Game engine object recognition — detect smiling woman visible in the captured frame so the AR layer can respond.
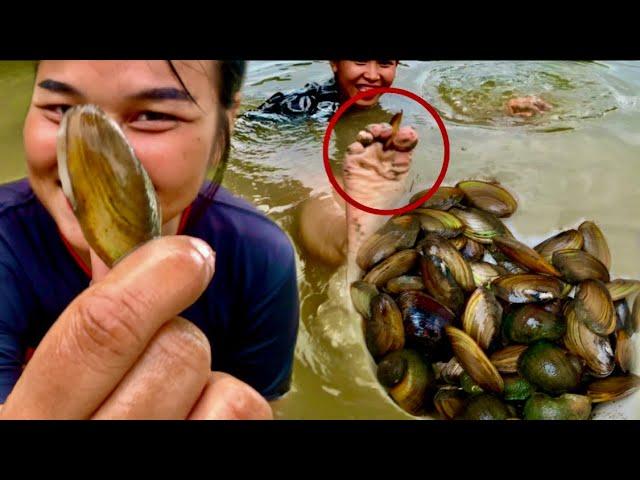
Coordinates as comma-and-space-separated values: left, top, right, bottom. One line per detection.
249, 60, 399, 119
0, 60, 299, 419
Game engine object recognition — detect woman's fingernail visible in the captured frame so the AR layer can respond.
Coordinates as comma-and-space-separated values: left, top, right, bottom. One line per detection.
189, 238, 216, 281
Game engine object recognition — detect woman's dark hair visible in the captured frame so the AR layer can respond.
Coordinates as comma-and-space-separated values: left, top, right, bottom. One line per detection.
166, 60, 247, 229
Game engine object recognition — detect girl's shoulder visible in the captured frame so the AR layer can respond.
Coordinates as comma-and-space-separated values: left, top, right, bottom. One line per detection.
0, 179, 50, 251
0, 178, 38, 216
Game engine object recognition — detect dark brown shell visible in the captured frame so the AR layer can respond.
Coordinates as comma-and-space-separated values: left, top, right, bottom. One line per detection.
493, 235, 561, 277
363, 249, 419, 287
366, 294, 405, 358
552, 249, 610, 283
490, 274, 570, 303
420, 254, 465, 315
579, 221, 611, 270
356, 215, 420, 271
445, 326, 504, 393
456, 180, 518, 218
573, 279, 616, 336
534, 229, 584, 263
409, 186, 464, 210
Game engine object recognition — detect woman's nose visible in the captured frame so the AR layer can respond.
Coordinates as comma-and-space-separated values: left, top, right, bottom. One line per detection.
363, 62, 381, 82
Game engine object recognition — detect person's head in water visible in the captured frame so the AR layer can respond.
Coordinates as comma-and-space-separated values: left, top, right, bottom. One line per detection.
24, 60, 245, 258
330, 60, 399, 108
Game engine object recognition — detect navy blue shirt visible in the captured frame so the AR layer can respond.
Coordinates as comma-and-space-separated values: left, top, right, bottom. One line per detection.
0, 179, 299, 403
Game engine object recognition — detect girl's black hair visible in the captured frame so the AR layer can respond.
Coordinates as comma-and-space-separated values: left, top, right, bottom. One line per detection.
166, 60, 247, 230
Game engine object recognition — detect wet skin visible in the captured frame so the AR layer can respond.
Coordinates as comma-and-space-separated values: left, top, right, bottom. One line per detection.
506, 96, 552, 117
298, 121, 418, 269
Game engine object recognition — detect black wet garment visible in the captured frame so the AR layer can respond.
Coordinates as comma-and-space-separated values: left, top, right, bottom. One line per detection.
249, 78, 340, 120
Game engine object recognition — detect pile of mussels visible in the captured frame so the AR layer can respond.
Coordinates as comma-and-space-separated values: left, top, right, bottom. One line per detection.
350, 180, 640, 420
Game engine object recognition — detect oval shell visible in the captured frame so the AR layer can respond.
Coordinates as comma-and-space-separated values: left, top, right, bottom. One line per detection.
462, 287, 503, 350
534, 229, 584, 263
445, 326, 504, 393
579, 221, 611, 270
456, 180, 518, 218
493, 235, 561, 277
573, 280, 616, 336
564, 302, 615, 377
552, 249, 610, 284
57, 104, 161, 267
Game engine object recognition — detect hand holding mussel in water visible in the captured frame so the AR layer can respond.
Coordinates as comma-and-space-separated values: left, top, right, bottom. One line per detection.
350, 180, 640, 420
505, 96, 552, 118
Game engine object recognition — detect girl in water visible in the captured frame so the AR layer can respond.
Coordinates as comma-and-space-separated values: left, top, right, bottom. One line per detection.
254, 60, 399, 119
0, 61, 299, 419
287, 61, 552, 267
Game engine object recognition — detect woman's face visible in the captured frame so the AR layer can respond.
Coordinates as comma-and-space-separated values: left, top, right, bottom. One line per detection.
331, 61, 398, 108
24, 60, 225, 253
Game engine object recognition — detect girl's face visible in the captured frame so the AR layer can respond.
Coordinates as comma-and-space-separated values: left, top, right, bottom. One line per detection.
331, 60, 398, 108
24, 60, 228, 255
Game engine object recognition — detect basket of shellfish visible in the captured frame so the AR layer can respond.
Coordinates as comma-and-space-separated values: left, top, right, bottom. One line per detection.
350, 180, 639, 420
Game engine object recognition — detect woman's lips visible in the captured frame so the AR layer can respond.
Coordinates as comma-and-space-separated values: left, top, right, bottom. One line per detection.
355, 85, 382, 101
356, 85, 380, 92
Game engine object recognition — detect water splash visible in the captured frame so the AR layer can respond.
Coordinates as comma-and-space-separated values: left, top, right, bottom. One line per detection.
421, 61, 619, 130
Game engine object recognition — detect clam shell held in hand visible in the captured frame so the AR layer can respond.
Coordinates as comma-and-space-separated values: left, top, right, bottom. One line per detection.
57, 104, 161, 267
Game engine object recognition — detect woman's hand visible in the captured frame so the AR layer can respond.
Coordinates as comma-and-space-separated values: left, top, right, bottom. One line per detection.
0, 236, 272, 420
506, 96, 552, 117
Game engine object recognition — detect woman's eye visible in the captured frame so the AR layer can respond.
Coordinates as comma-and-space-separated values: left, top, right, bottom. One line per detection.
129, 111, 180, 131
41, 104, 72, 122
135, 111, 177, 122
378, 60, 395, 67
